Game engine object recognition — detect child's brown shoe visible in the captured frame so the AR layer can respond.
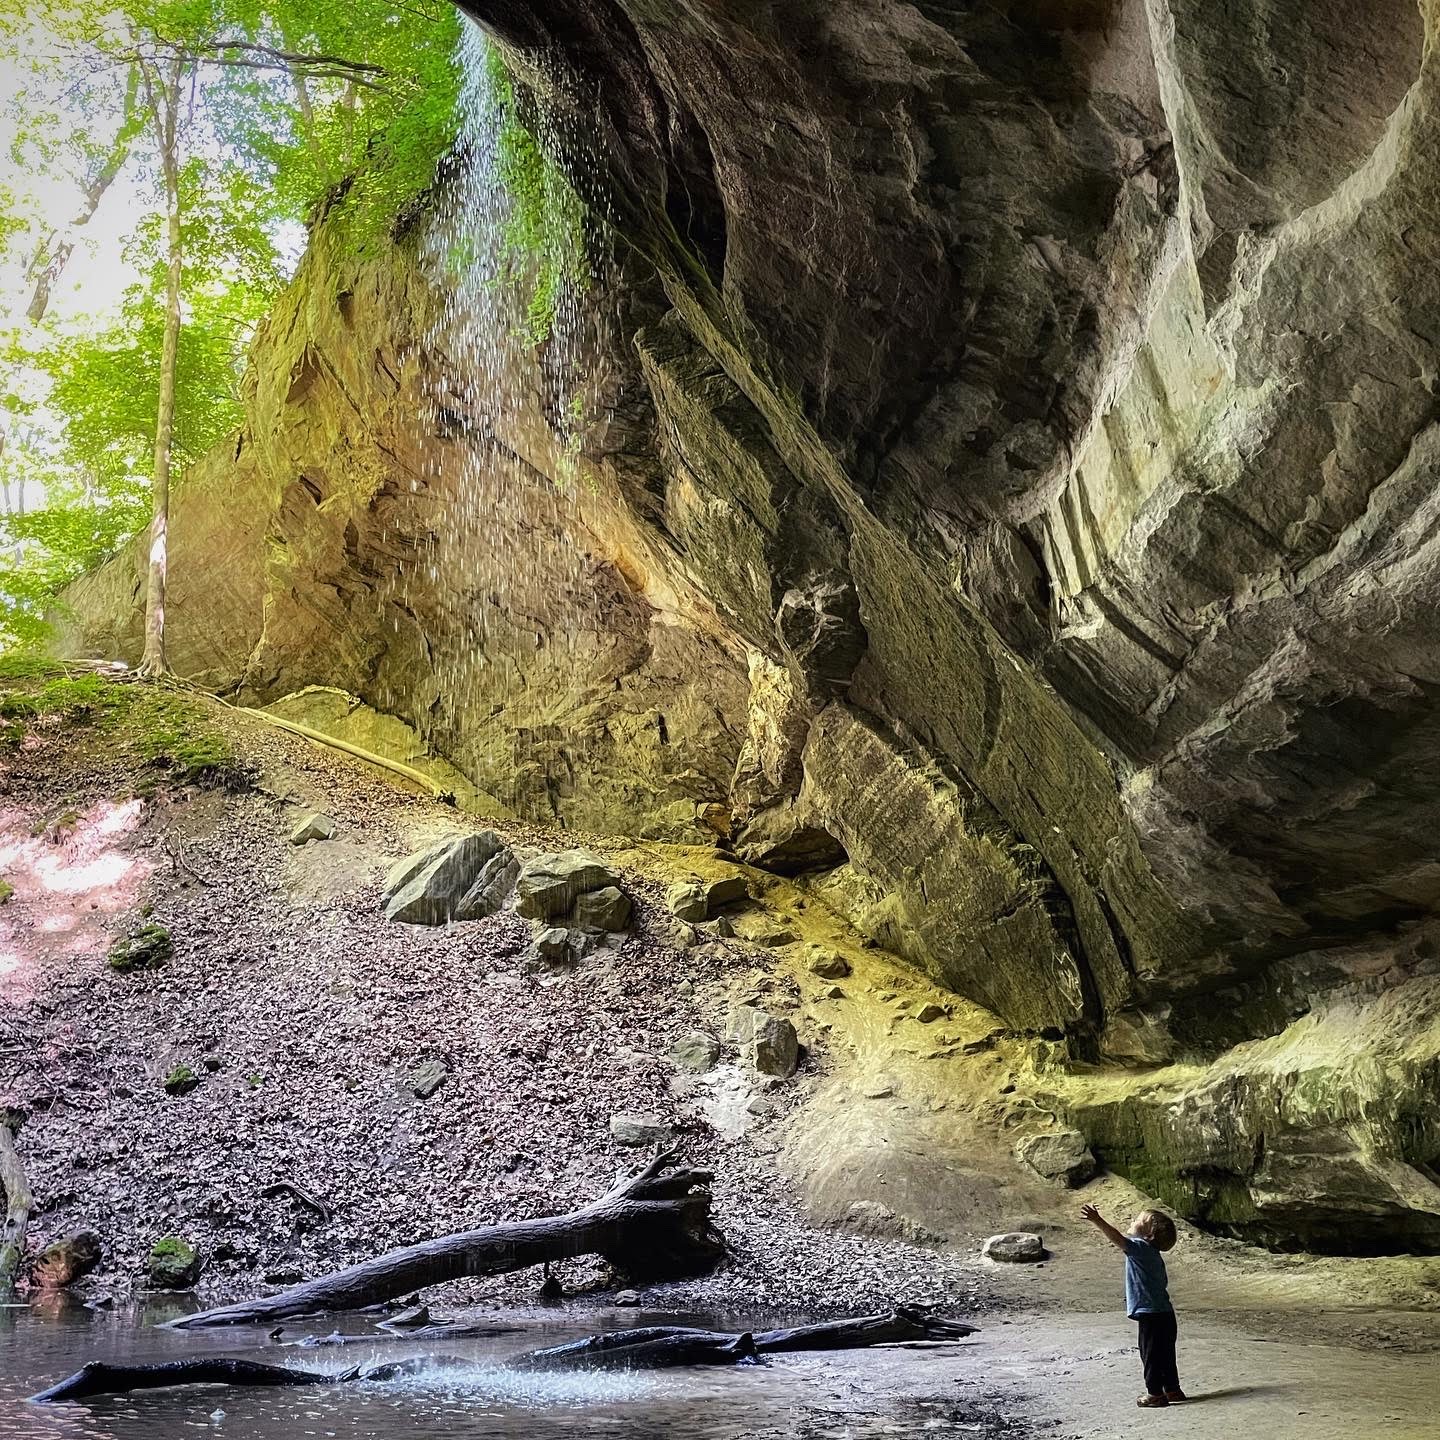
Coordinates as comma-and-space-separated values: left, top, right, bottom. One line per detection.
1137, 1395, 1169, 1408
1165, 1390, 1188, 1402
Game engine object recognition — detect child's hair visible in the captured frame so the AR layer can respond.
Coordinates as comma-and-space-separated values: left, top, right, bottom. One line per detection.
1134, 1209, 1178, 1251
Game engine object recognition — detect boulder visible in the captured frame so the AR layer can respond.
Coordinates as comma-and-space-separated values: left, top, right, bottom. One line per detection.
573, 885, 632, 932
1016, 1130, 1098, 1189
733, 804, 847, 876
454, 848, 520, 921
531, 927, 576, 965
752, 1016, 799, 1077
609, 1112, 673, 1147
670, 1031, 722, 1073
383, 832, 505, 925
703, 875, 749, 909
147, 1236, 202, 1289
289, 812, 336, 845
108, 924, 172, 974
981, 1232, 1044, 1263
666, 882, 709, 923
33, 1231, 102, 1289
515, 851, 621, 920
806, 949, 851, 980
914, 1003, 946, 1023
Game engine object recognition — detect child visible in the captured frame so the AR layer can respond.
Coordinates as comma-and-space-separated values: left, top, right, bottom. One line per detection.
1080, 1202, 1184, 1408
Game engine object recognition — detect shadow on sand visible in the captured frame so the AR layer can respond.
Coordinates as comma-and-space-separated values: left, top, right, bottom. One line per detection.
1182, 1384, 1291, 1404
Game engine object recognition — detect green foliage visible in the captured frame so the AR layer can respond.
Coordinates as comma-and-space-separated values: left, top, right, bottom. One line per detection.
126, 687, 243, 785
162, 1062, 200, 1094
0, 0, 463, 642
484, 47, 589, 345
0, 662, 245, 787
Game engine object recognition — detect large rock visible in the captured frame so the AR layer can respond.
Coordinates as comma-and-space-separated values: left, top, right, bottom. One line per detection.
609, 1112, 673, 1147
515, 851, 622, 921
751, 1016, 799, 1078
982, 1232, 1044, 1264
1016, 1131, 1098, 1190
33, 1231, 101, 1289
147, 1237, 201, 1289
383, 833, 507, 925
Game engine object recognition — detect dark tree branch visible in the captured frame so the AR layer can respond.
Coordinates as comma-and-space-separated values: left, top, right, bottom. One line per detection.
170, 1151, 722, 1330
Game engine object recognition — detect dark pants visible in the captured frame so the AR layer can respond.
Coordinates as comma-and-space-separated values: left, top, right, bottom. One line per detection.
1137, 1311, 1180, 1395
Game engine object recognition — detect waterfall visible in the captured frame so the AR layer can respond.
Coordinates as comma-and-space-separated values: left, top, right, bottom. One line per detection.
393, 19, 602, 814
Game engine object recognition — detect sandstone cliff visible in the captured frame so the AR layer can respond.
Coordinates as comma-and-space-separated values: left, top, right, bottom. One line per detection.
56, 0, 1440, 1251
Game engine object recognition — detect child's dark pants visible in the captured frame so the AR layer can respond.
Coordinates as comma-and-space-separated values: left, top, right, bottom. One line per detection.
1137, 1311, 1180, 1394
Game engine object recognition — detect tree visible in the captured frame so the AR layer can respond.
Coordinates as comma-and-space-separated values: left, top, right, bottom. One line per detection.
0, 0, 461, 658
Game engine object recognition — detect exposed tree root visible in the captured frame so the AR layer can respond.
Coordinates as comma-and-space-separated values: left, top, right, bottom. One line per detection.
0, 1118, 33, 1302
171, 1151, 722, 1329
31, 1309, 977, 1403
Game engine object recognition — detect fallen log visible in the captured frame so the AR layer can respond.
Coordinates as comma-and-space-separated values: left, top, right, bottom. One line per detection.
31, 1308, 978, 1402
0, 1118, 33, 1302
30, 1357, 341, 1404
171, 1151, 721, 1329
507, 1307, 977, 1371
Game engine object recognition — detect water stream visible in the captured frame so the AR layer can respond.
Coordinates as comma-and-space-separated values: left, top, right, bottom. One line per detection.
0, 1302, 1011, 1440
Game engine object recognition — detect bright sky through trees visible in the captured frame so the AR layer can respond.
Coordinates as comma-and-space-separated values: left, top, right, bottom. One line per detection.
0, 1, 461, 647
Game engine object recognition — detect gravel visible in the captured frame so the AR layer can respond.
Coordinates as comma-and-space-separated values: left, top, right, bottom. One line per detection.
0, 699, 994, 1322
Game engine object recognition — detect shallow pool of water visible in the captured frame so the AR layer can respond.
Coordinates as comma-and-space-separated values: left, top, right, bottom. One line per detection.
0, 1300, 1011, 1440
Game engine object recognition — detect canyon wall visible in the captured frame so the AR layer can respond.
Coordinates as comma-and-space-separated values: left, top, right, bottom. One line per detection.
56, 0, 1440, 1248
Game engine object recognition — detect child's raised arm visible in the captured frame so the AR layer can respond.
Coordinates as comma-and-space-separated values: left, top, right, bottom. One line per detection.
1080, 1203, 1131, 1251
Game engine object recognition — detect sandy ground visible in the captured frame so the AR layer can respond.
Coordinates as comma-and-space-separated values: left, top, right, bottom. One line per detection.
3, 690, 1439, 1437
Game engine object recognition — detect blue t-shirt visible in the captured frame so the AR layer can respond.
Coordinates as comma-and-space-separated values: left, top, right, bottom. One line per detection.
1123, 1237, 1172, 1317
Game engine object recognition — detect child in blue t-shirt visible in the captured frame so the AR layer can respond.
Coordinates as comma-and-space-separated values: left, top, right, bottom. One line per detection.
1081, 1203, 1184, 1407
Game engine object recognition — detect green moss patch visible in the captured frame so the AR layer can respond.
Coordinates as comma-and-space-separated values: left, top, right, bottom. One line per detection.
109, 924, 173, 974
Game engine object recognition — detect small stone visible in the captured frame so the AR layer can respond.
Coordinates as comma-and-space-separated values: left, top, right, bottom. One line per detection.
613, 1289, 641, 1307
407, 1059, 448, 1099
670, 1031, 722, 1073
33, 1231, 102, 1289
712, 914, 735, 938
288, 812, 336, 845
666, 882, 709, 922
148, 1237, 201, 1289
752, 1016, 799, 1077
538, 1274, 563, 1301
384, 1303, 432, 1329
860, 1079, 895, 1099
981, 1231, 1044, 1263
163, 1063, 201, 1096
573, 885, 632, 932
609, 1112, 673, 1147
0, 878, 13, 904
531, 927, 575, 965
1016, 1130, 1098, 1188
914, 1003, 946, 1023
822, 984, 846, 999
109, 924, 172, 974
807, 949, 851, 980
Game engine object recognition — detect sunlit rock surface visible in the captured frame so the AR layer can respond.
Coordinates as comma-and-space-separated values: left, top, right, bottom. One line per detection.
57, 0, 1440, 1246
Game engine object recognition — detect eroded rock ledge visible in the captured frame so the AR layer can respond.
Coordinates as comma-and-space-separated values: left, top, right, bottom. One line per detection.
55, 0, 1440, 1246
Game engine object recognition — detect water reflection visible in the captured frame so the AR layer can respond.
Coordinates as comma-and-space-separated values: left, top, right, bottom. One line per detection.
0, 1304, 1010, 1440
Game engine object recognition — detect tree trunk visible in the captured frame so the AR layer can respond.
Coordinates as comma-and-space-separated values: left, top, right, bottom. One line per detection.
31, 1309, 978, 1403
0, 1120, 33, 1301
136, 55, 185, 680
171, 1151, 721, 1330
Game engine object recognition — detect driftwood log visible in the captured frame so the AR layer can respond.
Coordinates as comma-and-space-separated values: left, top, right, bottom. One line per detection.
171, 1151, 721, 1329
0, 1118, 33, 1302
31, 1308, 976, 1402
